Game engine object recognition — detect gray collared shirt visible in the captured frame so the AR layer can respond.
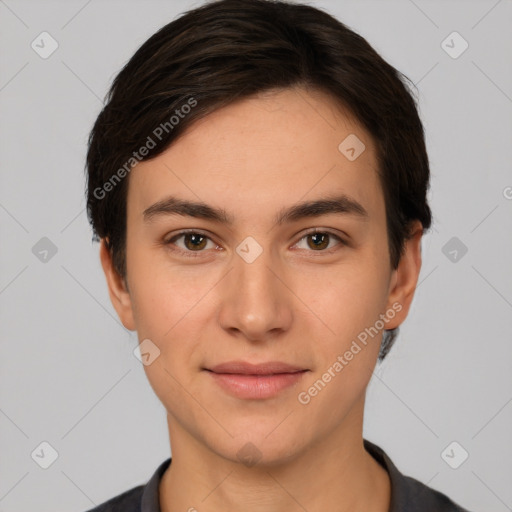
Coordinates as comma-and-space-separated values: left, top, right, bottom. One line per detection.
85, 439, 472, 511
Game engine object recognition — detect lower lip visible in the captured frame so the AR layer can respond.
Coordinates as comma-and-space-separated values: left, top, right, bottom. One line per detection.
207, 370, 308, 399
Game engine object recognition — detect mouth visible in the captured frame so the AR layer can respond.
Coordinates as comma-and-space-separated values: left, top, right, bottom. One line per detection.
203, 361, 309, 399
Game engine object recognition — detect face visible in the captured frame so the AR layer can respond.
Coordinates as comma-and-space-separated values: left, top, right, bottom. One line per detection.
101, 86, 422, 465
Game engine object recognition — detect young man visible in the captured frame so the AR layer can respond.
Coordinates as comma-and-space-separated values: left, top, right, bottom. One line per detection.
85, 0, 472, 510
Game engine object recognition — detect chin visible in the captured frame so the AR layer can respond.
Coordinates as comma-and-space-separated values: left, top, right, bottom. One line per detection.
212, 429, 307, 469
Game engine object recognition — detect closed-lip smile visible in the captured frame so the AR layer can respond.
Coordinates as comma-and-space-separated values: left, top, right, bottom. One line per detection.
204, 360, 309, 399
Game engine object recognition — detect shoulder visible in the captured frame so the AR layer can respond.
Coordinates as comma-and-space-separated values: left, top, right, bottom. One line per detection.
363, 439, 472, 512
398, 472, 471, 511
83, 484, 144, 512
82, 457, 171, 512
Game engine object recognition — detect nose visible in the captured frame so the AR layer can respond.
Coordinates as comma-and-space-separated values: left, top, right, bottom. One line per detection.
217, 243, 293, 343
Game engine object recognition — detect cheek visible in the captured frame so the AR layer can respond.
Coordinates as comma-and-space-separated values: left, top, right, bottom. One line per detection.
131, 281, 206, 363
293, 265, 388, 418
126, 241, 215, 340
295, 259, 390, 347
132, 276, 208, 418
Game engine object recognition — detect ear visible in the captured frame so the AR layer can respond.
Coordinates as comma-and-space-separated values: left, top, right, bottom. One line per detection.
99, 238, 136, 331
384, 220, 424, 329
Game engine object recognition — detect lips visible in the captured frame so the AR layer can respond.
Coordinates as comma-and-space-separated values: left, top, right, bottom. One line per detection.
207, 360, 307, 375
204, 361, 309, 399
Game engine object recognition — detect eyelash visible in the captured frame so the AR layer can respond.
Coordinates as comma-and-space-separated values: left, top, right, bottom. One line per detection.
163, 228, 346, 258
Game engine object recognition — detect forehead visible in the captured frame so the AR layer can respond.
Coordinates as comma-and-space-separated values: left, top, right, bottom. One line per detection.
127, 87, 384, 226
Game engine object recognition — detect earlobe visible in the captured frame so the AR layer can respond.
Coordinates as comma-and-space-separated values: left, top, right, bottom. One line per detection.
384, 221, 424, 330
99, 238, 136, 331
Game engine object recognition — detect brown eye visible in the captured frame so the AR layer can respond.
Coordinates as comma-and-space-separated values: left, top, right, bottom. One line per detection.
165, 231, 217, 255
307, 232, 330, 250
294, 230, 345, 252
183, 233, 208, 251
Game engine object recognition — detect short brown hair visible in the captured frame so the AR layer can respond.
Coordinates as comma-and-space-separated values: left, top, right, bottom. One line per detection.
86, 0, 432, 360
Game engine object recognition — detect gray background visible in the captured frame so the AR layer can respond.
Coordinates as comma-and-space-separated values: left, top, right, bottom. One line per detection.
1, 0, 511, 510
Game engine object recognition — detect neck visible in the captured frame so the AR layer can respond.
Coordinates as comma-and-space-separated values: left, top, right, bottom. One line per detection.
159, 402, 390, 512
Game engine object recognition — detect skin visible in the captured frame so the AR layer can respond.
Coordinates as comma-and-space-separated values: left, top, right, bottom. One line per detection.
100, 86, 423, 512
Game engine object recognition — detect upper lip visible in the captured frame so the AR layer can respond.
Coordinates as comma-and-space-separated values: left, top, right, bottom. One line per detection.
206, 361, 307, 375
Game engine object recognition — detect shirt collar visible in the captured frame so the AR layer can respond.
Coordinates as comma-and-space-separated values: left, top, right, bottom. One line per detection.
141, 456, 170, 512
363, 438, 409, 512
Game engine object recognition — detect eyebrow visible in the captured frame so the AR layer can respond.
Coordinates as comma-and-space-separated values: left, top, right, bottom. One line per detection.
142, 193, 369, 225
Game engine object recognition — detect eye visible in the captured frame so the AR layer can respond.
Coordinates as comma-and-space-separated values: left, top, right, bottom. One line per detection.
164, 230, 219, 256
293, 230, 345, 252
